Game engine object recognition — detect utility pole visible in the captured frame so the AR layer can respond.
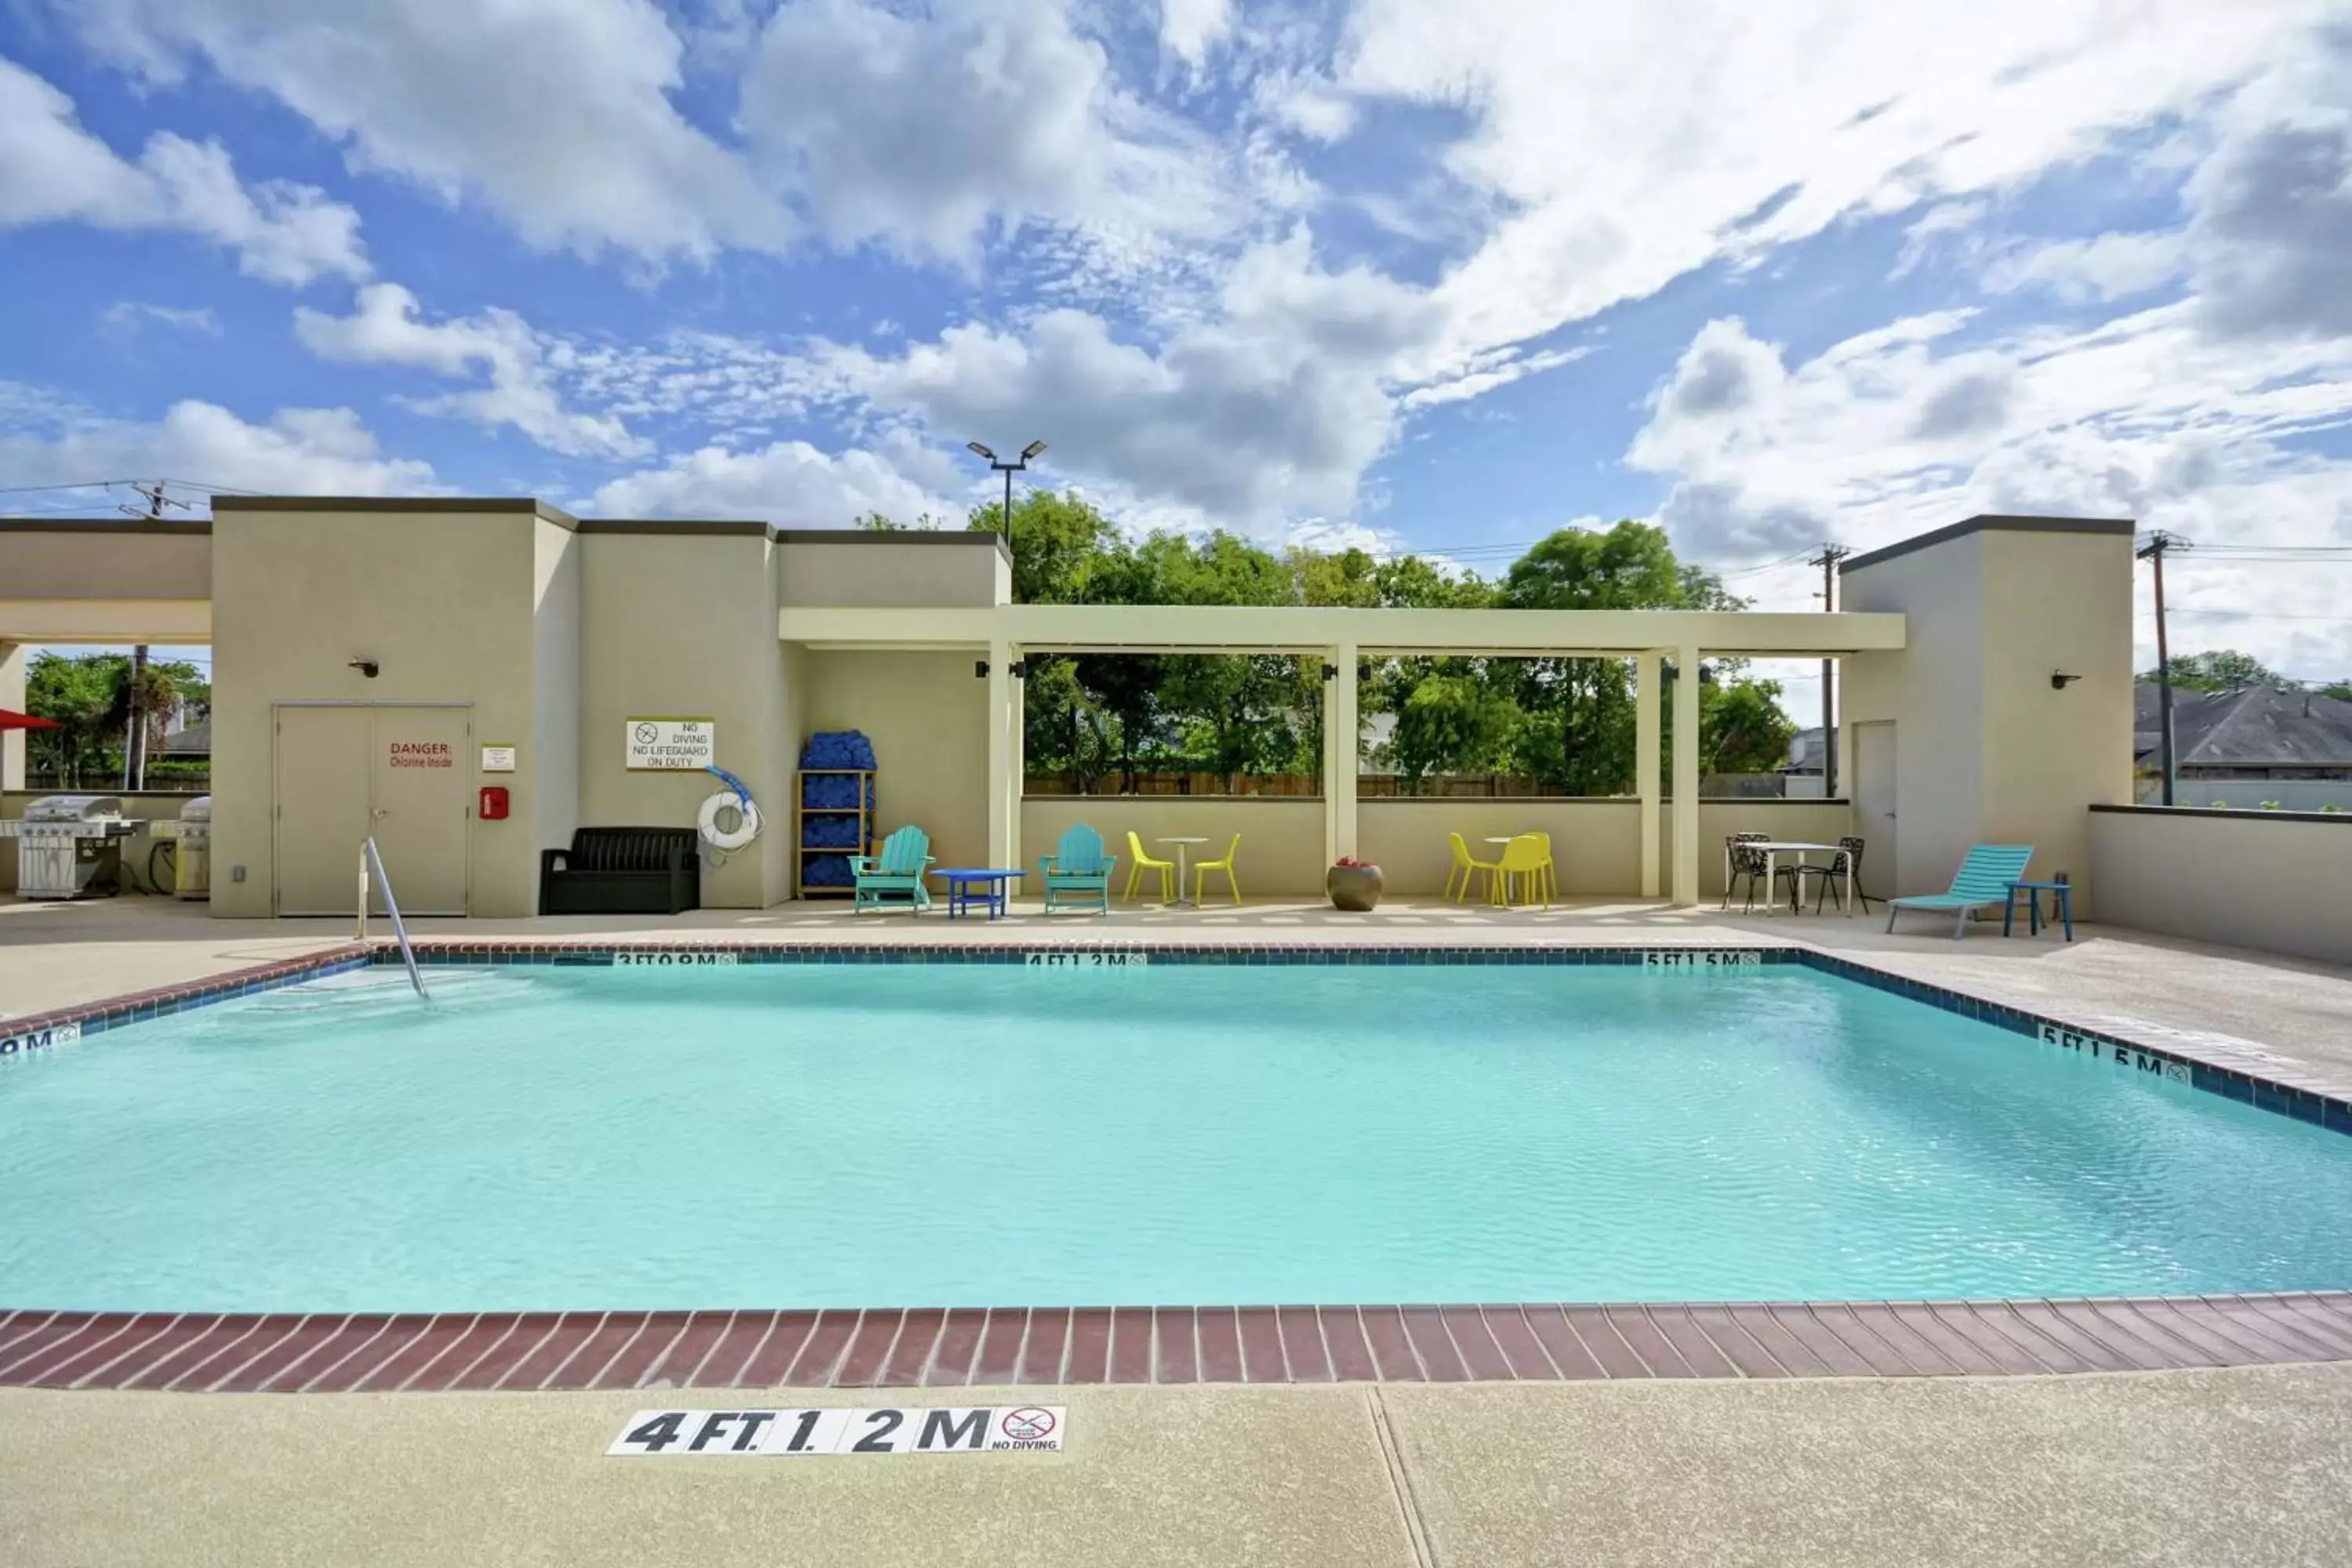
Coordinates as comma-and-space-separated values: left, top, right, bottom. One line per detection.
118, 481, 188, 792
1808, 543, 1850, 796
2136, 531, 2189, 806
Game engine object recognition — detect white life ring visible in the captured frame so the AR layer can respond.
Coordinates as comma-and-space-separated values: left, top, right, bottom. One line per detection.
697, 789, 762, 851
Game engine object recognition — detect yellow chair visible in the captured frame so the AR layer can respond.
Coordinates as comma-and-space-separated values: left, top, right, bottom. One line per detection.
1493, 833, 1553, 909
1446, 833, 1501, 903
1192, 833, 1243, 905
1527, 831, 1559, 902
1123, 831, 1175, 903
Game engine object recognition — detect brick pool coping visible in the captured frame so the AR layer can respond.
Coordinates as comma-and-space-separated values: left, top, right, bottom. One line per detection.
7, 1298, 2352, 1392
7, 937, 2352, 1391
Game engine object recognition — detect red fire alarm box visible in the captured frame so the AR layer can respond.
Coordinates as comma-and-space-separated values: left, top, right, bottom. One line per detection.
478, 786, 510, 821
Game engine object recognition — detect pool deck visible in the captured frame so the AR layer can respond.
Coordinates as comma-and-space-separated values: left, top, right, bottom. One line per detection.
5, 892, 2352, 1564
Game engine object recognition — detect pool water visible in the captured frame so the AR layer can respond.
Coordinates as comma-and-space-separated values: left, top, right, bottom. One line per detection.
5, 963, 2350, 1310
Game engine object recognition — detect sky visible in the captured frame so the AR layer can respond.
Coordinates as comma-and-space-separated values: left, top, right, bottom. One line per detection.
3, 0, 2351, 701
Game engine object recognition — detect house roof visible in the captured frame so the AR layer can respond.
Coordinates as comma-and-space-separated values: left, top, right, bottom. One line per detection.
2133, 684, 2352, 768
156, 720, 210, 757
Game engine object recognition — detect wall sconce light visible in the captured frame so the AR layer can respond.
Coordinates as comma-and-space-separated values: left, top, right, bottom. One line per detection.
974, 659, 989, 679
1008, 659, 1029, 678
348, 658, 379, 679
1321, 662, 1339, 681
2050, 670, 2082, 690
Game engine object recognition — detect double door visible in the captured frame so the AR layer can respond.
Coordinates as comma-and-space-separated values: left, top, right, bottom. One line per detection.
274, 704, 471, 916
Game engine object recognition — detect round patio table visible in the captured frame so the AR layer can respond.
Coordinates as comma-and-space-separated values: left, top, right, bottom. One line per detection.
1157, 837, 1209, 907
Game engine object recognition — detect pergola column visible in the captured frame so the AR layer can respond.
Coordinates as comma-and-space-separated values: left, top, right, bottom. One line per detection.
1671, 643, 1702, 906
1324, 641, 1359, 866
1635, 651, 1661, 898
986, 637, 1017, 870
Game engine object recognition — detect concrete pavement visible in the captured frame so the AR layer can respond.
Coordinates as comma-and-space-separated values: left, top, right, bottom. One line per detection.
7, 1368, 2351, 1566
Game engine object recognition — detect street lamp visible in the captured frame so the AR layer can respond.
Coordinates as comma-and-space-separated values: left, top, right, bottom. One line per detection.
967, 439, 1047, 554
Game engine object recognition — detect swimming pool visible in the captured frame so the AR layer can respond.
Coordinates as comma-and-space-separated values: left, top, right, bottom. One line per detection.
5, 956, 2349, 1312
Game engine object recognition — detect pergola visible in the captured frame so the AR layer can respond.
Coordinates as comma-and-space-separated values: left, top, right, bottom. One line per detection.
779, 604, 1907, 906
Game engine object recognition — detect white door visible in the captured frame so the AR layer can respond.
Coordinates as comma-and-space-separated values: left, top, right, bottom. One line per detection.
274, 706, 373, 916
370, 708, 471, 916
274, 705, 471, 916
1852, 721, 1897, 898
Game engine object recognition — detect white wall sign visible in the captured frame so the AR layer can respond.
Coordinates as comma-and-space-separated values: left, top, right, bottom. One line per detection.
626, 718, 716, 771
480, 745, 517, 773
608, 1406, 1064, 1457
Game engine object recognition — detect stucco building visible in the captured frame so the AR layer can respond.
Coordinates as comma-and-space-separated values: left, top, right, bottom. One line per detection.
2, 503, 2140, 918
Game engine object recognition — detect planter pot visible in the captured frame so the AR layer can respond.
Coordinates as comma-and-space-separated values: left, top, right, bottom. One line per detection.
1327, 863, 1384, 912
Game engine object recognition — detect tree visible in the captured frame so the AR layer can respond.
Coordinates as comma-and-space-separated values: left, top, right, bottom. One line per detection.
2322, 681, 2352, 702
1383, 673, 1522, 785
2146, 649, 2288, 691
1700, 677, 1800, 775
1494, 521, 1743, 793
25, 652, 209, 787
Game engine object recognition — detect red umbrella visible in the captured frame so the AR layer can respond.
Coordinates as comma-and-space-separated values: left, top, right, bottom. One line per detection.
0, 708, 60, 731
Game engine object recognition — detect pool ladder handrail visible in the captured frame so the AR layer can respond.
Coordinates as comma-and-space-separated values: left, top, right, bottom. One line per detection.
357, 837, 430, 999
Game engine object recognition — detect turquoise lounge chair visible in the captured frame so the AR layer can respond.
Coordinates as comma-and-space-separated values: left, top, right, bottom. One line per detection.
1884, 844, 2034, 938
851, 825, 935, 914
1040, 823, 1118, 916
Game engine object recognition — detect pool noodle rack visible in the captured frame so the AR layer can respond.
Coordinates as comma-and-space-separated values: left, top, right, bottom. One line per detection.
795, 768, 877, 899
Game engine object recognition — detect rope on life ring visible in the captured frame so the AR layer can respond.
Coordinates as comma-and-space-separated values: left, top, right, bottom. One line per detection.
697, 765, 762, 853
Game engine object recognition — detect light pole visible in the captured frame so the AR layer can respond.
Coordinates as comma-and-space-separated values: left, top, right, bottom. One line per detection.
967, 439, 1047, 581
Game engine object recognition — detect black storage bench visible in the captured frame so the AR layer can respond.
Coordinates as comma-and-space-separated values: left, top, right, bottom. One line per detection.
539, 827, 701, 916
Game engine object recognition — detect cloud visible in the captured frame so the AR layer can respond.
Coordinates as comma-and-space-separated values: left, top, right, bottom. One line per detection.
0, 56, 368, 285
1159, 0, 1233, 67
1983, 231, 2189, 304
100, 302, 223, 341
589, 440, 956, 528
67, 0, 789, 261
1625, 306, 2352, 677
737, 0, 1242, 266
1334, 0, 2328, 382
0, 386, 436, 495
1908, 364, 2016, 439
806, 229, 1443, 526
2184, 28, 2352, 340
294, 283, 648, 459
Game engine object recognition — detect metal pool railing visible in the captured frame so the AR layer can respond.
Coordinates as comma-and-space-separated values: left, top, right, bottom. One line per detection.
357, 837, 430, 999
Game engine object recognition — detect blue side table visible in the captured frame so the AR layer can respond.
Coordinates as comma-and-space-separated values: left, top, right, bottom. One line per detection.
2003, 880, 2074, 942
931, 868, 1025, 920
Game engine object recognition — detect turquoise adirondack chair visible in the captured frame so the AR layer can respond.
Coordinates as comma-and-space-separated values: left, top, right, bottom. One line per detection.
1040, 823, 1118, 915
1884, 844, 2034, 938
851, 825, 935, 913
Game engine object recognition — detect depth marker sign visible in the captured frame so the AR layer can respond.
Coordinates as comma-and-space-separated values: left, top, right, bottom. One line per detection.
608, 1406, 1065, 1457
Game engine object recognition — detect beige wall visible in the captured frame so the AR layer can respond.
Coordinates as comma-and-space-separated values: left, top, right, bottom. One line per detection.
1360, 800, 1643, 896
1976, 529, 2134, 902
1842, 521, 2132, 909
575, 531, 786, 910
778, 537, 1009, 608
1022, 797, 1327, 895
0, 524, 212, 601
0, 641, 21, 793
530, 521, 580, 869
209, 506, 545, 917
801, 651, 989, 882
2090, 807, 2352, 967
1843, 535, 1985, 898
